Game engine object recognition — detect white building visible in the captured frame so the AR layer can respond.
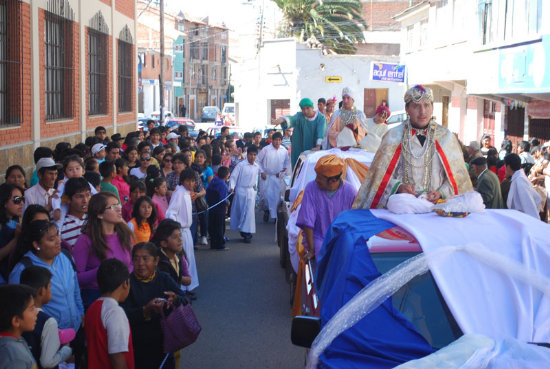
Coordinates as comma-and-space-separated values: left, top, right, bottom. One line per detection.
235, 38, 406, 131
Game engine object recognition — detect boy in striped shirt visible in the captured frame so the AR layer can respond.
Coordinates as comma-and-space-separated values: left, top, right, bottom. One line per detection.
59, 177, 90, 249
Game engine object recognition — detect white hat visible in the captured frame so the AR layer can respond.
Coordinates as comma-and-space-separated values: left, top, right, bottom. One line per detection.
166, 132, 180, 140
542, 141, 550, 148
36, 157, 60, 172
342, 87, 355, 100
92, 143, 106, 155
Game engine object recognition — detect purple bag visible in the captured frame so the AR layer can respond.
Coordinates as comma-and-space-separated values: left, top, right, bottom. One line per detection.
160, 299, 201, 352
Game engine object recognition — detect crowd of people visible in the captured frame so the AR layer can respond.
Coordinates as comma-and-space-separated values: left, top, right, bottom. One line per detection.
1, 84, 549, 369
0, 122, 293, 368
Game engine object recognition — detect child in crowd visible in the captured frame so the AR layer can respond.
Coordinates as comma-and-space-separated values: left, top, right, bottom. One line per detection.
20, 266, 73, 368
0, 284, 38, 369
112, 158, 130, 204
122, 181, 146, 222
52, 155, 97, 221
206, 166, 230, 250
211, 154, 222, 176
166, 168, 199, 292
84, 157, 99, 174
150, 178, 169, 216
59, 177, 90, 250
84, 172, 101, 193
128, 196, 157, 244
124, 146, 139, 170
85, 258, 134, 369
230, 145, 260, 243
99, 161, 121, 203
151, 219, 192, 288
148, 128, 163, 149
92, 144, 107, 164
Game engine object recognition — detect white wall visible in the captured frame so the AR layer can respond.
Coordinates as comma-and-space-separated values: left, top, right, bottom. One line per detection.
235, 39, 406, 131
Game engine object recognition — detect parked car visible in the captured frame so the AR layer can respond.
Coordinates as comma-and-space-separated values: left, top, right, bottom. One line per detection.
200, 106, 221, 122
151, 110, 174, 122
165, 117, 196, 130
222, 103, 235, 125
386, 110, 407, 129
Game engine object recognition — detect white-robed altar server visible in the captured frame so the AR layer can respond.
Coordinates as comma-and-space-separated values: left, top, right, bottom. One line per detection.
166, 168, 199, 291
230, 145, 261, 243
257, 132, 290, 222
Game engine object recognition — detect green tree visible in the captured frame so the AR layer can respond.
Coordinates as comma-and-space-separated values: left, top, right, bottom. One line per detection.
273, 0, 367, 54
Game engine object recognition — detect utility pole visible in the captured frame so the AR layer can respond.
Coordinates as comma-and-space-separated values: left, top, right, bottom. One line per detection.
159, 0, 165, 124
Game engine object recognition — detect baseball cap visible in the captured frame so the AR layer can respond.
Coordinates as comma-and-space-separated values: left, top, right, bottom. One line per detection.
36, 157, 60, 172
166, 132, 180, 140
92, 143, 107, 155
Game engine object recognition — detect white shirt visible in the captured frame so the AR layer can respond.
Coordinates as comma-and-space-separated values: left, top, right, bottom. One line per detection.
507, 169, 542, 219
23, 183, 55, 213
257, 144, 290, 176
129, 167, 146, 179
230, 160, 260, 190
519, 152, 535, 165
38, 308, 73, 368
99, 297, 131, 354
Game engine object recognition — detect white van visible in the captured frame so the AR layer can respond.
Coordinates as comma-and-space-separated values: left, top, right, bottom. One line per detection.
222, 103, 235, 124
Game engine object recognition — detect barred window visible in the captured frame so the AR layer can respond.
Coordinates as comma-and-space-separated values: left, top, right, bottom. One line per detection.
45, 11, 74, 120
118, 40, 132, 113
201, 42, 208, 60
88, 29, 107, 115
0, 0, 22, 126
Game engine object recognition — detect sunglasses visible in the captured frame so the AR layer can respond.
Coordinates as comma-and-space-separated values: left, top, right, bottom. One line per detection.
141, 157, 152, 161
12, 196, 25, 204
98, 131, 106, 134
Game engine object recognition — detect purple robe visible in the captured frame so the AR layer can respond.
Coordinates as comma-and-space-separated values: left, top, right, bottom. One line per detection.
296, 181, 357, 258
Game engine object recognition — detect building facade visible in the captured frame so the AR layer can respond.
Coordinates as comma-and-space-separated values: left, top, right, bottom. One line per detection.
235, 38, 405, 131
394, 0, 550, 147
172, 14, 229, 121
0, 0, 137, 180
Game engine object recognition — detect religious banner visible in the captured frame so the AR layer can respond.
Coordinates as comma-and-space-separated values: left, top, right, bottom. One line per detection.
371, 62, 406, 83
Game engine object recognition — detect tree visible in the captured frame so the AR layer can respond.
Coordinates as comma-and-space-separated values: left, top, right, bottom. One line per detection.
273, 0, 367, 54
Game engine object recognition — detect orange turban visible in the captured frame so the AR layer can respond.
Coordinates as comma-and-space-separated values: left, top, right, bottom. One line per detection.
315, 155, 345, 178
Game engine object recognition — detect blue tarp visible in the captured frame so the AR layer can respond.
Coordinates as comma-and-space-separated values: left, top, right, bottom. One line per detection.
315, 209, 435, 369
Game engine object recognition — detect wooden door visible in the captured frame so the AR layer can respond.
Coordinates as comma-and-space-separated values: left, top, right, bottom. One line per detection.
363, 88, 388, 118
505, 106, 525, 151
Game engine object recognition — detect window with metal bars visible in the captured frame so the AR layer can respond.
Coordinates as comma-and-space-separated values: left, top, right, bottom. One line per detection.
118, 40, 132, 113
0, 0, 22, 126
88, 29, 107, 115
45, 11, 74, 120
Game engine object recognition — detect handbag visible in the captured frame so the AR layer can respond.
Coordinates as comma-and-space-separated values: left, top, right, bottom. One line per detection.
160, 298, 201, 353
195, 196, 208, 213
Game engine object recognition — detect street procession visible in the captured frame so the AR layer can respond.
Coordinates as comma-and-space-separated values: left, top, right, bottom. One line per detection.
1, 0, 550, 368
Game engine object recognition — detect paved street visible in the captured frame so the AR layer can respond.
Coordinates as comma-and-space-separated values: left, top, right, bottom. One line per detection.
178, 213, 305, 369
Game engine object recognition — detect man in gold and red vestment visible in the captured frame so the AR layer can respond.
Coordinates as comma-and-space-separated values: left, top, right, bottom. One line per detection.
353, 85, 472, 209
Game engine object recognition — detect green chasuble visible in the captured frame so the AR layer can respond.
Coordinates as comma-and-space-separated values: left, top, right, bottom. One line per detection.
281, 111, 327, 168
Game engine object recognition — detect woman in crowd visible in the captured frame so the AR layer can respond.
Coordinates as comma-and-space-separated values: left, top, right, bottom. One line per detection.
124, 145, 140, 170
9, 220, 84, 331
161, 152, 174, 178
0, 183, 24, 281
5, 165, 27, 189
130, 152, 152, 179
122, 242, 186, 369
480, 134, 495, 157
72, 192, 134, 307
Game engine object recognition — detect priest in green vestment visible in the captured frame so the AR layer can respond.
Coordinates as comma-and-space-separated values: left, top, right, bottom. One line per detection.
272, 98, 327, 168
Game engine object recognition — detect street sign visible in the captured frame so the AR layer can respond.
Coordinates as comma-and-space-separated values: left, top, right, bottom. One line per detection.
325, 76, 342, 83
